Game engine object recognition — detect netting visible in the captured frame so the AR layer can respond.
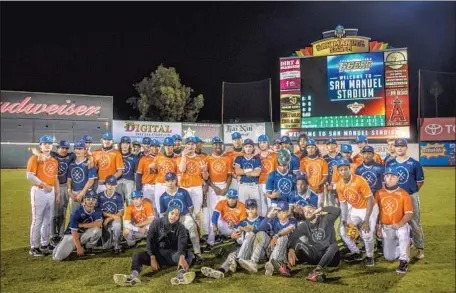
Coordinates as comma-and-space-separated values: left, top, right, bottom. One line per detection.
419, 70, 456, 118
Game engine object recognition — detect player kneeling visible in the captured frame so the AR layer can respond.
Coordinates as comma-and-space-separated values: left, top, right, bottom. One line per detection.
375, 167, 413, 274
123, 191, 154, 248
52, 191, 102, 261
201, 199, 264, 278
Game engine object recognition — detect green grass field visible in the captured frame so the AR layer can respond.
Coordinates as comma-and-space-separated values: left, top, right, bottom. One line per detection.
1, 168, 455, 293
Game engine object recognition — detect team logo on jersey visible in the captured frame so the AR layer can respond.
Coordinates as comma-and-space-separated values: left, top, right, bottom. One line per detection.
261, 159, 273, 175
380, 196, 398, 215
278, 178, 292, 194
223, 212, 240, 225
58, 161, 68, 176
186, 160, 200, 176
43, 160, 57, 177
98, 154, 111, 171
212, 159, 227, 175
242, 161, 255, 170
396, 166, 409, 184
168, 199, 185, 214
159, 160, 175, 176
306, 162, 322, 187
71, 166, 86, 184
311, 228, 326, 242
343, 188, 362, 206
362, 171, 377, 187
102, 201, 118, 214
123, 160, 131, 175
133, 210, 148, 224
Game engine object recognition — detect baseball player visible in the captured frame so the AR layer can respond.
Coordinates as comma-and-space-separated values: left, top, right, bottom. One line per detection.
204, 136, 233, 249
386, 138, 425, 259
375, 167, 413, 274
177, 137, 209, 232
271, 139, 282, 153
225, 132, 244, 191
160, 172, 204, 263
98, 175, 124, 254
356, 145, 385, 195
383, 138, 397, 166
117, 136, 139, 205
256, 135, 278, 216
123, 190, 154, 248
234, 138, 262, 205
132, 140, 142, 156
323, 138, 343, 184
279, 136, 300, 175
240, 201, 296, 276
201, 199, 264, 279
26, 135, 60, 256
92, 132, 124, 193
295, 133, 308, 157
172, 134, 184, 155
288, 173, 319, 217
265, 149, 296, 209
136, 139, 158, 213
194, 136, 208, 158
67, 140, 97, 214
52, 190, 102, 261
81, 135, 93, 156
113, 208, 195, 287
138, 137, 152, 158
288, 204, 341, 282
353, 135, 383, 166
299, 139, 328, 200
153, 137, 178, 208
208, 189, 247, 247
330, 144, 358, 186
336, 159, 379, 267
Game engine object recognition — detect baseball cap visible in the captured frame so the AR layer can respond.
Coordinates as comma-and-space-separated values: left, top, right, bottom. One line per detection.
395, 138, 408, 146
132, 140, 141, 146
211, 136, 223, 144
296, 172, 309, 183
150, 139, 161, 147
39, 135, 53, 144
163, 137, 175, 146
355, 135, 368, 144
340, 144, 353, 153
165, 172, 177, 181
81, 135, 93, 143
226, 189, 239, 199
231, 132, 242, 140
105, 175, 117, 185
120, 136, 131, 143
276, 201, 289, 211
102, 132, 113, 140
185, 137, 195, 144
361, 145, 375, 153
85, 190, 97, 199
58, 140, 70, 149
277, 148, 291, 165
336, 159, 351, 167
273, 139, 281, 145
384, 166, 399, 176
172, 134, 182, 141
243, 138, 254, 146
307, 139, 316, 146
258, 134, 269, 143
245, 199, 258, 209
194, 136, 203, 143
74, 140, 86, 149
327, 138, 337, 144
298, 201, 316, 208
142, 137, 152, 145
130, 190, 144, 199
280, 136, 292, 144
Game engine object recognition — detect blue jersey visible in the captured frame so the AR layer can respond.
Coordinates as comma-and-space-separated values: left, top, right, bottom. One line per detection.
234, 155, 261, 184
265, 170, 296, 204
159, 188, 194, 216
386, 157, 424, 194
288, 189, 319, 208
258, 217, 297, 235
121, 153, 139, 181
355, 163, 385, 194
235, 216, 265, 231
289, 154, 300, 174
323, 153, 343, 183
64, 205, 102, 235
51, 151, 76, 185
67, 158, 97, 191
98, 191, 124, 214
383, 154, 396, 167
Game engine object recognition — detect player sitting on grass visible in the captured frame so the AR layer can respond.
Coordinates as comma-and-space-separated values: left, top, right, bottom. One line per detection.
98, 175, 124, 254
287, 204, 341, 282
52, 190, 102, 261
288, 172, 319, 219
123, 190, 154, 248
375, 167, 413, 274
201, 199, 264, 279
113, 208, 195, 287
239, 201, 296, 277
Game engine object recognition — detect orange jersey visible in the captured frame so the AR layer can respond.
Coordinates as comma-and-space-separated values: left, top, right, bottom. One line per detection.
215, 200, 247, 225
176, 154, 205, 187
155, 153, 178, 183
92, 148, 124, 182
136, 155, 157, 184
125, 200, 154, 225
375, 187, 413, 225
299, 157, 329, 193
196, 152, 209, 160
331, 163, 357, 184
353, 152, 383, 166
225, 149, 244, 166
26, 155, 59, 186
205, 154, 233, 183
336, 174, 372, 209
257, 152, 278, 184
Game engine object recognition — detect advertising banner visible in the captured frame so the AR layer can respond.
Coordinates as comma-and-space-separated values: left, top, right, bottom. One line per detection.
279, 58, 301, 91
384, 50, 409, 89
223, 123, 266, 144
280, 92, 301, 129
385, 88, 410, 126
113, 120, 182, 143
420, 141, 456, 166
281, 126, 410, 140
312, 36, 370, 57
419, 117, 456, 141
182, 123, 222, 144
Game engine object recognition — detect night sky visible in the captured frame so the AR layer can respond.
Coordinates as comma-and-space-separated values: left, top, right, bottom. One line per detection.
1, 2, 455, 131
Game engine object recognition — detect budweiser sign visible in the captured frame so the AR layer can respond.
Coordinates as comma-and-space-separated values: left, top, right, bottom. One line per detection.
420, 117, 456, 141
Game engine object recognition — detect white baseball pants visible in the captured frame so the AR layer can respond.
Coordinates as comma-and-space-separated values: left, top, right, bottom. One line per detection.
142, 184, 156, 214
52, 227, 101, 261
203, 182, 227, 236
258, 184, 270, 217
381, 224, 411, 262
30, 186, 55, 248
154, 183, 167, 214
238, 183, 261, 211
116, 179, 135, 206
182, 186, 203, 232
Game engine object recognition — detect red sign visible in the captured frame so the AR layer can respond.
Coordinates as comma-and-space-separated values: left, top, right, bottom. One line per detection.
420, 117, 456, 141
385, 88, 410, 126
281, 126, 410, 140
280, 58, 301, 91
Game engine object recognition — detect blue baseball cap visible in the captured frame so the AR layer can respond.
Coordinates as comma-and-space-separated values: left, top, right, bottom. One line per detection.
74, 140, 86, 149
39, 135, 53, 144
273, 139, 281, 145
120, 136, 131, 143
105, 175, 117, 185
142, 137, 152, 145
384, 166, 399, 176
276, 201, 289, 211
194, 136, 203, 143
102, 132, 113, 140
243, 138, 255, 146
336, 159, 351, 167
298, 200, 316, 208
245, 199, 258, 209
361, 145, 375, 153
226, 188, 239, 199
327, 138, 337, 144
211, 136, 223, 144
150, 139, 160, 147
258, 134, 269, 143
296, 172, 309, 184
307, 139, 316, 146
85, 190, 97, 199
163, 137, 175, 146
58, 140, 70, 149
165, 172, 177, 181
231, 132, 242, 140
340, 144, 353, 153
172, 134, 182, 141
185, 137, 195, 144
355, 135, 368, 143
81, 135, 93, 143
132, 140, 141, 146
280, 136, 292, 144
395, 138, 408, 146
130, 190, 144, 199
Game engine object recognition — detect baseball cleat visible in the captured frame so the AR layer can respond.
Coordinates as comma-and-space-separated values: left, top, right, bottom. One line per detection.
29, 248, 44, 257
306, 268, 326, 282
415, 249, 424, 260
201, 267, 225, 279
278, 263, 291, 277
264, 261, 274, 276
195, 254, 205, 265
113, 274, 141, 287
203, 244, 213, 253
170, 271, 196, 285
50, 236, 62, 246
229, 258, 237, 273
40, 246, 53, 255
238, 259, 258, 273
365, 257, 375, 267
396, 260, 408, 274
344, 253, 363, 263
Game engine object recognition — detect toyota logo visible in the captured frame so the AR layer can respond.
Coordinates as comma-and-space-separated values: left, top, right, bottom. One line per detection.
425, 124, 443, 135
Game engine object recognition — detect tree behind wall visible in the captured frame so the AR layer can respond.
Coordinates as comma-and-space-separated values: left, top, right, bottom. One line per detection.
127, 65, 204, 122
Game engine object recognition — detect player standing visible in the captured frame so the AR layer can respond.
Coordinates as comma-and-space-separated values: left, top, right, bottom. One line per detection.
294, 134, 308, 157
265, 149, 296, 209
323, 138, 343, 184
81, 135, 93, 156
299, 139, 328, 204
123, 191, 154, 248
117, 136, 139, 205
271, 139, 282, 154
383, 138, 397, 166
353, 135, 383, 166
225, 132, 244, 191
194, 136, 208, 158
330, 144, 358, 186
138, 137, 152, 158
234, 139, 262, 206
153, 137, 178, 208
279, 136, 300, 175
256, 135, 278, 216
132, 140, 142, 156
386, 139, 425, 259
172, 134, 184, 155
135, 139, 158, 213
356, 146, 385, 195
